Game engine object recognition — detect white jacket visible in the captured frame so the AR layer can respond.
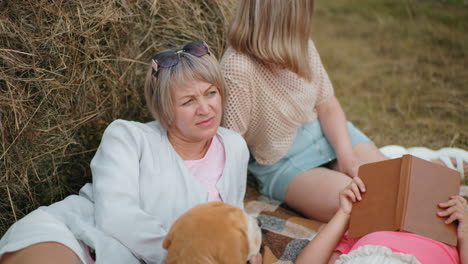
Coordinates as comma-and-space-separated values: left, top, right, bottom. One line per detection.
0, 120, 249, 264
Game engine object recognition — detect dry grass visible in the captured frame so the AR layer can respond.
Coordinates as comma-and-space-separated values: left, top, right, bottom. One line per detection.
0, 0, 234, 236
312, 0, 467, 150
313, 0, 468, 185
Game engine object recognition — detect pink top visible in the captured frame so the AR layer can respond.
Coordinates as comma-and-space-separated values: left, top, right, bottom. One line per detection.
335, 231, 459, 264
184, 135, 226, 201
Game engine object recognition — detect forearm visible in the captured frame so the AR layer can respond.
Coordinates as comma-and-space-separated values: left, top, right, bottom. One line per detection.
96, 208, 168, 262
295, 210, 350, 264
439, 196, 468, 264
94, 175, 169, 262
316, 96, 353, 160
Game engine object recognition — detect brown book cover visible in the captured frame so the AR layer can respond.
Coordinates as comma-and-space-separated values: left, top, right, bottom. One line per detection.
348, 154, 460, 246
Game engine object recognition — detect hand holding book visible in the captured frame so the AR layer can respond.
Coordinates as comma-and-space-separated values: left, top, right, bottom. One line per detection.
438, 196, 468, 245
348, 154, 461, 246
338, 177, 366, 216
296, 157, 467, 264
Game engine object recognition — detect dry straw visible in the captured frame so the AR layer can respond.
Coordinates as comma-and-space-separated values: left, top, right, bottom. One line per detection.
0, 0, 234, 236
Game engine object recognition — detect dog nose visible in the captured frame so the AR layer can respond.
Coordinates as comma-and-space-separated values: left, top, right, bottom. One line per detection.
256, 218, 262, 228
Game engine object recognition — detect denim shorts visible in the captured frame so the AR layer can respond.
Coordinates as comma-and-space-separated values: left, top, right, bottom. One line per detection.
248, 120, 371, 201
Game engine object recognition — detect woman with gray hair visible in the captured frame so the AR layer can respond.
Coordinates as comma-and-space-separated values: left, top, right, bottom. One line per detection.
0, 41, 250, 264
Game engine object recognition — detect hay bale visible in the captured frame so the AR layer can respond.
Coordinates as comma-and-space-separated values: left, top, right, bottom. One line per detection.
0, 0, 234, 235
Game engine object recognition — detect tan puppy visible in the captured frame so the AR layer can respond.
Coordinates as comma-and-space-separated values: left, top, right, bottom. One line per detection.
163, 202, 262, 264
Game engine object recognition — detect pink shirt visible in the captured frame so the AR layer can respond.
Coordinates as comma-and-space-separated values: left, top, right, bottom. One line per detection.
184, 135, 226, 201
335, 231, 459, 264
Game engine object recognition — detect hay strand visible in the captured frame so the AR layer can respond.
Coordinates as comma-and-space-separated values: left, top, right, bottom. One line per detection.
0, 0, 235, 235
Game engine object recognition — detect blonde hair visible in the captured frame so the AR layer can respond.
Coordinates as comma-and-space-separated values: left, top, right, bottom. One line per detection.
228, 0, 314, 81
144, 49, 225, 129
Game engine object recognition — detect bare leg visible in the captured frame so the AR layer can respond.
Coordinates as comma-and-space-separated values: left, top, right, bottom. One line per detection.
352, 142, 388, 163
331, 142, 387, 172
285, 142, 386, 222
284, 167, 351, 222
1, 242, 83, 264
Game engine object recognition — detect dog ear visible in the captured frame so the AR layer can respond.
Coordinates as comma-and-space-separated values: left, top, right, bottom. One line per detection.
216, 228, 250, 264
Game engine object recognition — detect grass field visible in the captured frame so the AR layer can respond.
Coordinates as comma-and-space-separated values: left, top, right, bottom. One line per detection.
312, 0, 467, 156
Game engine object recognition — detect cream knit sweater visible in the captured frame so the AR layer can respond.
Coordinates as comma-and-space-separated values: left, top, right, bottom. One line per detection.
221, 40, 334, 165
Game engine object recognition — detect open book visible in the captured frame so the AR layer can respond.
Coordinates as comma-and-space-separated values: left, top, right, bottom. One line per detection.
348, 154, 460, 246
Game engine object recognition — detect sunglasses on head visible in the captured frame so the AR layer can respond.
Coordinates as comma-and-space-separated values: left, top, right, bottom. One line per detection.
151, 40, 210, 75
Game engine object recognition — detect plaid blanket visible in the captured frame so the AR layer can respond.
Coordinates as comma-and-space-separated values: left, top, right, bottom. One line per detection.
243, 186, 325, 264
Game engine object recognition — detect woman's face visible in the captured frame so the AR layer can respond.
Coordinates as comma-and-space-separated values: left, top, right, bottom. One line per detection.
168, 79, 222, 142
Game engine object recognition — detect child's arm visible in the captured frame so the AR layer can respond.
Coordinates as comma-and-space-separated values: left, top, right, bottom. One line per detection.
295, 178, 366, 264
316, 96, 366, 178
438, 196, 468, 264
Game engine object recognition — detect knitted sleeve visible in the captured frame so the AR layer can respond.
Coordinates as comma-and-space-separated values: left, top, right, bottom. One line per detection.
309, 40, 334, 106
221, 52, 253, 136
